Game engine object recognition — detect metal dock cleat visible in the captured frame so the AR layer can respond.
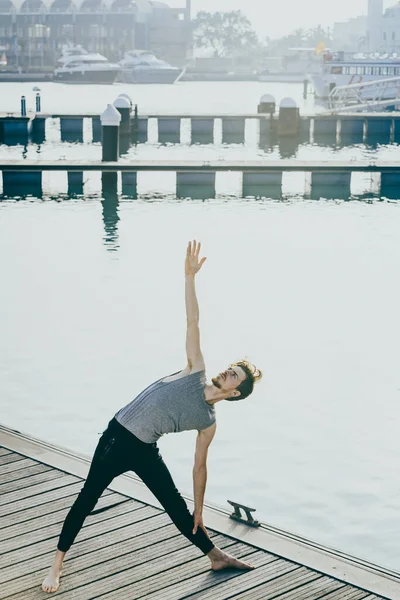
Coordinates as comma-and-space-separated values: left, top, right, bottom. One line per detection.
227, 500, 260, 527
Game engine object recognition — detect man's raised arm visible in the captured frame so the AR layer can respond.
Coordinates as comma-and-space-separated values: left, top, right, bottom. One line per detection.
185, 240, 207, 370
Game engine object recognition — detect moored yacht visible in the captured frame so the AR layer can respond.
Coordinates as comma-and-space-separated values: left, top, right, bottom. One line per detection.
118, 50, 185, 84
54, 46, 120, 84
309, 50, 400, 99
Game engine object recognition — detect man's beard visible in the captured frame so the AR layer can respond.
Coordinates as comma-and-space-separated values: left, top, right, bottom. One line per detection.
211, 377, 222, 389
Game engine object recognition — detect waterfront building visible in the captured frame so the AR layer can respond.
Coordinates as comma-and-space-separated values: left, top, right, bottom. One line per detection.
0, 0, 189, 68
333, 0, 400, 54
333, 16, 367, 53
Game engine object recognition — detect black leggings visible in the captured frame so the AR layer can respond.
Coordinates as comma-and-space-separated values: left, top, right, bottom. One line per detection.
57, 418, 214, 555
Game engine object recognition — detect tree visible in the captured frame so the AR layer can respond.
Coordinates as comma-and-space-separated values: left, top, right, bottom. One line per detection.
193, 11, 260, 58
266, 25, 332, 56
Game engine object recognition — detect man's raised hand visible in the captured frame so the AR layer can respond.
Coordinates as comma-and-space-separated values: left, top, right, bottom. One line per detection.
185, 240, 207, 277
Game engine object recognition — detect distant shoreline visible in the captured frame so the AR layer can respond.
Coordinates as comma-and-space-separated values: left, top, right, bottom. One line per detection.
0, 71, 306, 84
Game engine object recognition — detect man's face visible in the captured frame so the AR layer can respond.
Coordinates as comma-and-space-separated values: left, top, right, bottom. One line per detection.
212, 365, 247, 396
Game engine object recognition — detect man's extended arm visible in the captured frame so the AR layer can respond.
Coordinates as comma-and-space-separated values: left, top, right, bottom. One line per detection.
185, 240, 206, 369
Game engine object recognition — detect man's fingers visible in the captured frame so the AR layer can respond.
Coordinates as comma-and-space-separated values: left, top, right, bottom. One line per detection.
187, 240, 205, 265
200, 257, 207, 267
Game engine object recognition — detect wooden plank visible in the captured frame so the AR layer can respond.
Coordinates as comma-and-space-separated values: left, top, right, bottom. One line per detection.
0, 497, 140, 555
228, 567, 323, 600
0, 512, 172, 585
0, 473, 80, 507
0, 466, 67, 495
0, 488, 113, 531
96, 547, 274, 600
185, 560, 300, 600
0, 457, 48, 476
0, 447, 12, 456
0, 452, 26, 466
0, 526, 184, 597
6, 532, 228, 600
0, 480, 83, 516
0, 491, 128, 542
59, 533, 233, 600
0, 462, 52, 486
62, 542, 260, 600
0, 504, 159, 568
321, 589, 379, 599
262, 576, 346, 599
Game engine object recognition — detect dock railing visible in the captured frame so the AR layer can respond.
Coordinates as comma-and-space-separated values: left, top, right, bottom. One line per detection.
328, 76, 400, 113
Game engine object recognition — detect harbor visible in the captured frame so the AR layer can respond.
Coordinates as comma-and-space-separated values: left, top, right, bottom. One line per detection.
1, 0, 400, 593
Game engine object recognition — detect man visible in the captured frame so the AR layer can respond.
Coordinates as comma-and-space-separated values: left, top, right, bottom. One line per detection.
42, 240, 262, 593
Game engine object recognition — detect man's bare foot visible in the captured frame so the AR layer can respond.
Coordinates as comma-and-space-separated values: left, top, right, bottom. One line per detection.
41, 568, 62, 593
208, 547, 255, 571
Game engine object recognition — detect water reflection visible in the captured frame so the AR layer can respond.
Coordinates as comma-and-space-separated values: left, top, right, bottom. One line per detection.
119, 135, 131, 156
278, 137, 299, 159
101, 173, 120, 252
259, 135, 300, 158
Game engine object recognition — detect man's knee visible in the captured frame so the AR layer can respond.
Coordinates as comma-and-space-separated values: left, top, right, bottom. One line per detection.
75, 483, 104, 510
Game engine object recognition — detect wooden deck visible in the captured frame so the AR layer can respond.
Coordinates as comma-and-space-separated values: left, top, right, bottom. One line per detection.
0, 438, 397, 600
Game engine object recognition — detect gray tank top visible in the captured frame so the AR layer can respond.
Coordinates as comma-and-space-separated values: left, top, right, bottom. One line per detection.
114, 369, 216, 443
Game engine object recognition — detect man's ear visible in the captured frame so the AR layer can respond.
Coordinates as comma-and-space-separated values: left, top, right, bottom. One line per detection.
230, 390, 241, 399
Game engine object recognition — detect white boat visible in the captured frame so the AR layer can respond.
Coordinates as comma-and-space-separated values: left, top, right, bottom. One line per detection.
118, 50, 185, 84
56, 45, 91, 65
309, 51, 400, 99
54, 46, 120, 84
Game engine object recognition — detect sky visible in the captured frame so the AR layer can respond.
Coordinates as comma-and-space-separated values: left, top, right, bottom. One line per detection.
165, 0, 396, 39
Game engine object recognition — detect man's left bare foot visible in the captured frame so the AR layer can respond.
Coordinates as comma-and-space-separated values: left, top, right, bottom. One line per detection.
208, 547, 254, 571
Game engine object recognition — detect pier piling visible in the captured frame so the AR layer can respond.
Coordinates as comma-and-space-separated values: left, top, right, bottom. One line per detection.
117, 93, 133, 109
92, 117, 102, 143
258, 94, 276, 115
31, 117, 46, 144
258, 94, 276, 143
278, 98, 300, 138
113, 96, 131, 138
20, 96, 26, 117
132, 116, 148, 144
303, 79, 308, 99
101, 104, 121, 162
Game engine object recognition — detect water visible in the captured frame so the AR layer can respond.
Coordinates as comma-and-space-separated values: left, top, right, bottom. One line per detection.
1, 81, 400, 572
